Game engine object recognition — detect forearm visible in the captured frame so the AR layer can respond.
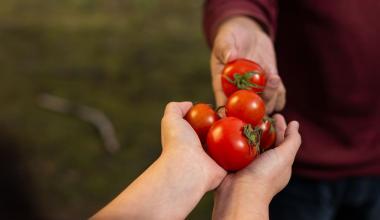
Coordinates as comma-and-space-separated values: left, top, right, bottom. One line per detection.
92, 151, 209, 220
203, 0, 278, 46
212, 175, 271, 220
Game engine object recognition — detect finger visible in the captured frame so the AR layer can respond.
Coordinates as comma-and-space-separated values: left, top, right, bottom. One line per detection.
274, 121, 301, 164
211, 34, 239, 106
262, 73, 281, 102
263, 73, 281, 114
163, 102, 193, 118
265, 94, 277, 114
212, 78, 227, 107
274, 83, 286, 112
211, 56, 228, 106
214, 90, 227, 107
213, 32, 239, 64
273, 114, 286, 146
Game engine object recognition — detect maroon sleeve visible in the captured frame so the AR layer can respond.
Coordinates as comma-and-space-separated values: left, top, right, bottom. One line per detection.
203, 0, 278, 47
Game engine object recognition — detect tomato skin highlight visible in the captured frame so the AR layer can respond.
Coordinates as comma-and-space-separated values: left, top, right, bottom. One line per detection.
185, 103, 220, 143
206, 117, 259, 171
221, 59, 267, 97
225, 90, 265, 126
259, 117, 276, 151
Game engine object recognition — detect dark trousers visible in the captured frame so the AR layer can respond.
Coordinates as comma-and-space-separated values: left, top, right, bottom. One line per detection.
269, 175, 380, 220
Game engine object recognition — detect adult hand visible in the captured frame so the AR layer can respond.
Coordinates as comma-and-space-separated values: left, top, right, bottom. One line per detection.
212, 115, 301, 220
211, 16, 286, 113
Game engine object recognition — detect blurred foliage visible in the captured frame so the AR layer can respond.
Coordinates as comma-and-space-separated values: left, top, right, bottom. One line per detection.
0, 0, 216, 219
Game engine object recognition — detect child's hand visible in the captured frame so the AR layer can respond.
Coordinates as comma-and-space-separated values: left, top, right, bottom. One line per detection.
161, 102, 227, 190
92, 102, 227, 220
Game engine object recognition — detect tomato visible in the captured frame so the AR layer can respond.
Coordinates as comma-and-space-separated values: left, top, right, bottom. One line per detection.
221, 59, 267, 97
207, 117, 260, 171
225, 90, 265, 126
258, 117, 276, 151
185, 103, 219, 143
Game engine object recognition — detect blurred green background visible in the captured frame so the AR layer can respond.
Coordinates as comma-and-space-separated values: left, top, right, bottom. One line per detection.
0, 0, 216, 219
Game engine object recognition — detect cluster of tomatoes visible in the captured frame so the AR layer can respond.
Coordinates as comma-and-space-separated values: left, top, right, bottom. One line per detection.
185, 59, 276, 171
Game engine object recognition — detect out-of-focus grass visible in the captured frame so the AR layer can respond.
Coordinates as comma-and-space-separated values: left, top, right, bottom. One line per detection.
0, 0, 216, 219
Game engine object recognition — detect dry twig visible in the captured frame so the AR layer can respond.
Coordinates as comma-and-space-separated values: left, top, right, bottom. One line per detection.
37, 93, 120, 154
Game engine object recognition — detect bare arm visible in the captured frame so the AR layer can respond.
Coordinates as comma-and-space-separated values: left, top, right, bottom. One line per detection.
92, 102, 226, 220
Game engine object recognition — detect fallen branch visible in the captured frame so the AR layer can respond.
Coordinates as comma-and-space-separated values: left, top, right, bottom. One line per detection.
37, 93, 120, 154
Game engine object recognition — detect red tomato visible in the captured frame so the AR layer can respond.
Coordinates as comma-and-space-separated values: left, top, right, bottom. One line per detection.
258, 117, 276, 151
221, 59, 267, 97
225, 90, 265, 126
185, 103, 219, 143
207, 117, 260, 171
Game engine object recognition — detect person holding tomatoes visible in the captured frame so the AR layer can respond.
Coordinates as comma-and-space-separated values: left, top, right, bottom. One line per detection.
92, 102, 301, 219
204, 0, 380, 219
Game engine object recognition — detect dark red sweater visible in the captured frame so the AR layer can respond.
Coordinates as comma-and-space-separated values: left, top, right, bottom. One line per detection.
203, 0, 380, 179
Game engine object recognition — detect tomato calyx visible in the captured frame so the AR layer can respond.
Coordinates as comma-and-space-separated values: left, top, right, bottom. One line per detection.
243, 124, 262, 154
226, 72, 265, 91
215, 105, 225, 112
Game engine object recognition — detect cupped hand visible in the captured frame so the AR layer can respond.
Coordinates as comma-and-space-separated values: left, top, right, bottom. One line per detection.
92, 102, 228, 220
233, 115, 301, 198
212, 114, 301, 219
161, 102, 227, 191
211, 16, 286, 113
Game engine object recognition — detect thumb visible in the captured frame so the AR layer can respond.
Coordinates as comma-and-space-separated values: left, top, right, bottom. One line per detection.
211, 33, 239, 106
274, 121, 301, 164
163, 102, 193, 119
213, 33, 239, 64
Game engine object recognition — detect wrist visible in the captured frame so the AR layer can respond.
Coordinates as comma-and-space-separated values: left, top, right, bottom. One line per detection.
160, 146, 226, 192
218, 174, 272, 207
213, 175, 271, 220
